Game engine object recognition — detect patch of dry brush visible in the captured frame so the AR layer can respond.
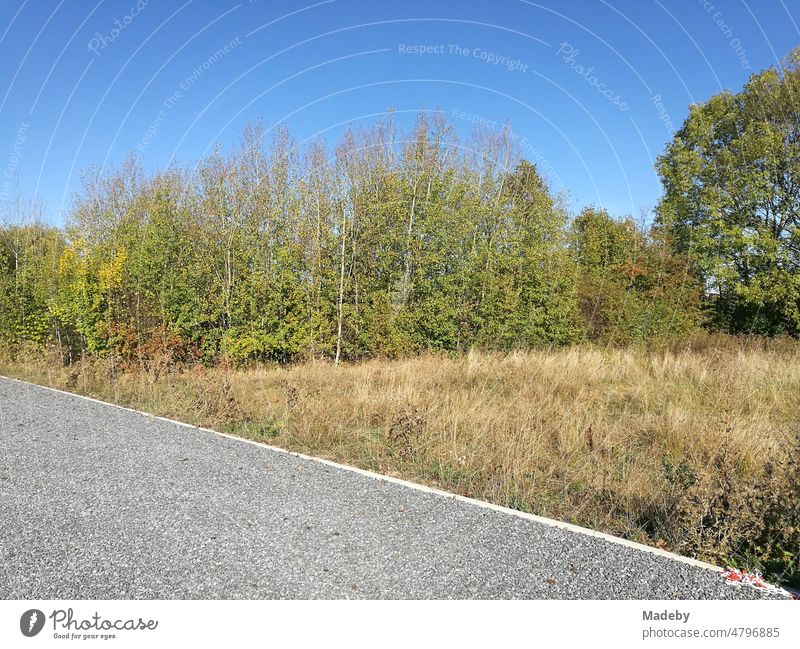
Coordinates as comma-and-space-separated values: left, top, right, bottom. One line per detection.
3, 336, 798, 586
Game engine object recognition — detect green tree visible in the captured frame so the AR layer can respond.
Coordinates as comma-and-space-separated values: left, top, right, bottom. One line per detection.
475, 159, 581, 347
0, 222, 64, 347
572, 207, 704, 343
656, 48, 800, 335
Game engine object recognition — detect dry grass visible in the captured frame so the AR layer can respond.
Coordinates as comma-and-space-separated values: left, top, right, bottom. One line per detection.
2, 336, 799, 586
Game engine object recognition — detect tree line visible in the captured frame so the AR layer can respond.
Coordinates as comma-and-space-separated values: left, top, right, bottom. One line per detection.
2, 50, 798, 365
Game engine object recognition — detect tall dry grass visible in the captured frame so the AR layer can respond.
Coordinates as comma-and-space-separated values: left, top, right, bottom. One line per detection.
2, 336, 798, 586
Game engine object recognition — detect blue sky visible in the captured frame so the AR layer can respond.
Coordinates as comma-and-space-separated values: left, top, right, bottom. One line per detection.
1, 0, 798, 224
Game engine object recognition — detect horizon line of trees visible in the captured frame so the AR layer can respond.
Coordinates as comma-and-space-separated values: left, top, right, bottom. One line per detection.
2, 49, 799, 366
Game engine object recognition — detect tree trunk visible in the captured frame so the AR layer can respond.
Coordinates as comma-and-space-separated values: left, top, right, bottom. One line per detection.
334, 206, 347, 365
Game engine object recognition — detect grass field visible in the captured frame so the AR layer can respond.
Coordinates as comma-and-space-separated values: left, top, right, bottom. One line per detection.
2, 336, 798, 587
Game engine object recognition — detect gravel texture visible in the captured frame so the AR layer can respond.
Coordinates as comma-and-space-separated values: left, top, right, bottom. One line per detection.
0, 376, 777, 599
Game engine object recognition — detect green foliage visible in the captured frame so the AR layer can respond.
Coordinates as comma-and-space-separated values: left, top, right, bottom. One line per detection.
5, 65, 800, 364
571, 207, 705, 343
0, 222, 65, 347
0, 117, 565, 360
657, 47, 800, 335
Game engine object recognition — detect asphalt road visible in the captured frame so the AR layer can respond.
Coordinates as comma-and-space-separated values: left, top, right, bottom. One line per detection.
0, 375, 777, 599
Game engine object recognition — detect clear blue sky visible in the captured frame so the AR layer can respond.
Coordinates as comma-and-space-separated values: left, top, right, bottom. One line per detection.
1, 0, 798, 224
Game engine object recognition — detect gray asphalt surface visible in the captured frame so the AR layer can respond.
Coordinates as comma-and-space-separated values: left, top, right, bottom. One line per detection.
0, 376, 776, 599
